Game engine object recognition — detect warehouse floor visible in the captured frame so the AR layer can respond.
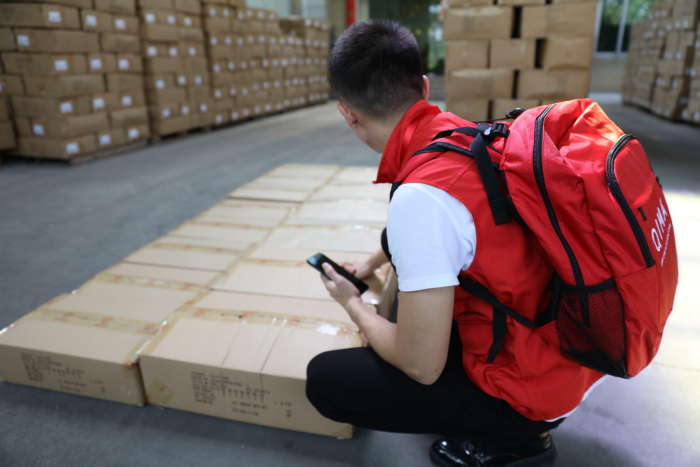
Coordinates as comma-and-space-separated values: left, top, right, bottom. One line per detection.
1, 99, 699, 467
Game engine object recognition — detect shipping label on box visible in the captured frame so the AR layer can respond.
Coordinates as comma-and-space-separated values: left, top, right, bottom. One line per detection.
445, 40, 490, 70
23, 74, 105, 98
541, 36, 594, 70
112, 15, 139, 35
444, 7, 513, 40
96, 127, 127, 149
82, 10, 114, 32
490, 39, 536, 69
140, 296, 361, 437
522, 3, 598, 38
518, 69, 590, 100
1, 53, 88, 75
448, 68, 514, 99
14, 29, 100, 54
86, 53, 118, 73
0, 4, 81, 30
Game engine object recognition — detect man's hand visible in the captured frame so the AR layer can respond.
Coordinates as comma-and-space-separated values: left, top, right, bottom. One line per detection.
320, 263, 362, 311
341, 260, 374, 280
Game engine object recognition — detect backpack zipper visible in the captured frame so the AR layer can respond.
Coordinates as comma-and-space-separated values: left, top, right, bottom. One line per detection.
605, 135, 656, 267
533, 104, 589, 324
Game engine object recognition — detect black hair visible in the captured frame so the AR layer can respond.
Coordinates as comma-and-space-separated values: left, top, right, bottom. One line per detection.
329, 20, 424, 118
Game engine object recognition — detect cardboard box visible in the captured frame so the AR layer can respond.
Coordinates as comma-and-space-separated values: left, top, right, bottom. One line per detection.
97, 262, 218, 289
490, 39, 536, 69
0, 4, 81, 30
541, 37, 595, 70
90, 92, 118, 112
518, 70, 590, 100
87, 53, 118, 73
0, 278, 203, 405
522, 3, 598, 38
94, 0, 136, 15
444, 7, 513, 40
491, 99, 541, 118
447, 68, 514, 99
140, 0, 176, 9
113, 89, 146, 109
14, 29, 100, 53
0, 74, 25, 96
16, 134, 97, 159
152, 114, 192, 134
111, 15, 139, 35
81, 10, 114, 33
110, 106, 148, 127
141, 24, 179, 42
106, 73, 144, 92
145, 57, 184, 74
174, 0, 201, 14
228, 175, 329, 202
308, 183, 389, 202
0, 28, 15, 51
167, 220, 271, 248
101, 33, 141, 54
96, 127, 127, 149
1, 53, 88, 75
16, 113, 110, 138
124, 124, 149, 141
23, 74, 105, 98
196, 199, 295, 228
445, 40, 490, 70
0, 120, 15, 150
260, 225, 382, 255
446, 98, 491, 121
125, 234, 246, 272
139, 292, 361, 438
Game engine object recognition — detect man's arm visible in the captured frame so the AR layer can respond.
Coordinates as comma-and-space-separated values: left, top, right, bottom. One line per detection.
321, 264, 454, 385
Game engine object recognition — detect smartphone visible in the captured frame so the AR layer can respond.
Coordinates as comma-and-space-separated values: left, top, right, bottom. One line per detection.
307, 252, 370, 294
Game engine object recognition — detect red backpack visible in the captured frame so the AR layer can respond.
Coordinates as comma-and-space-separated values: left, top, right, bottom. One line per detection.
421, 98, 678, 378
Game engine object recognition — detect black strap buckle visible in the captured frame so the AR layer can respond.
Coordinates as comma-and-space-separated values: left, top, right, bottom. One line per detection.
482, 123, 509, 139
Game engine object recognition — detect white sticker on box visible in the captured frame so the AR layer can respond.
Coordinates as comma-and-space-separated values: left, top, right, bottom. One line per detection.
121, 95, 133, 107
213, 64, 221, 72
167, 15, 176, 25
229, 87, 236, 96
32, 124, 45, 136
214, 89, 222, 98
162, 108, 171, 119
17, 35, 30, 47
169, 47, 178, 57
216, 114, 223, 124
99, 134, 112, 146
181, 105, 190, 115
228, 62, 235, 70
263, 82, 270, 89
115, 18, 126, 30
184, 16, 192, 26
156, 79, 165, 89
231, 111, 239, 120
53, 59, 69, 72
224, 37, 232, 45
241, 87, 249, 95
118, 59, 129, 70
200, 104, 208, 112
209, 7, 217, 16
241, 62, 248, 70
93, 97, 105, 110
86, 15, 97, 27
237, 38, 244, 46
66, 142, 79, 155
145, 13, 156, 23
48, 11, 62, 23
147, 46, 157, 57
194, 76, 203, 85
223, 9, 230, 17
177, 75, 186, 85
189, 47, 196, 56
90, 58, 103, 70
60, 102, 74, 114
210, 37, 218, 46
128, 128, 139, 139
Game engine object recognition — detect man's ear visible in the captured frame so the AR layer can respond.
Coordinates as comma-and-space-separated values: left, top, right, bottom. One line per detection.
422, 75, 430, 100
337, 100, 359, 129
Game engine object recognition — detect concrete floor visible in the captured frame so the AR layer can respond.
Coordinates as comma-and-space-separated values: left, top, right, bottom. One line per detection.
1, 100, 699, 467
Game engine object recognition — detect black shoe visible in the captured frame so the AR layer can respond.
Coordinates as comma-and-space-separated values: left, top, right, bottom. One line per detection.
429, 432, 556, 467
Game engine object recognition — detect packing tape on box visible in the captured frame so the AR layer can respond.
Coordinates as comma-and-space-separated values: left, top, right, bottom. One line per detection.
148, 241, 247, 255
94, 273, 209, 293
20, 308, 161, 336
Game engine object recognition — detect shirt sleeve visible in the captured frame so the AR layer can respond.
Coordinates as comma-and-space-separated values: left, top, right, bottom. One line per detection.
387, 183, 477, 292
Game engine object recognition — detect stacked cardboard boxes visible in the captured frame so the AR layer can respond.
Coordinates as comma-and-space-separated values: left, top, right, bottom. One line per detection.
623, 0, 700, 124
0, 27, 17, 152
138, 0, 211, 136
0, 0, 150, 160
279, 16, 331, 108
0, 163, 396, 438
443, 0, 597, 121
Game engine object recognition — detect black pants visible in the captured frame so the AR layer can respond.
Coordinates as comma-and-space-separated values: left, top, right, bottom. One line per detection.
306, 323, 563, 443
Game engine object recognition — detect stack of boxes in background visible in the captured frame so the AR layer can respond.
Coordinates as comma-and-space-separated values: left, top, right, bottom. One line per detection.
279, 17, 331, 109
0, 28, 17, 153
622, 0, 700, 124
138, 0, 210, 137
443, 0, 597, 121
0, 0, 149, 160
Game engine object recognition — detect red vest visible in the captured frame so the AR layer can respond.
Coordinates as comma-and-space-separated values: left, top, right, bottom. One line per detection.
376, 100, 604, 421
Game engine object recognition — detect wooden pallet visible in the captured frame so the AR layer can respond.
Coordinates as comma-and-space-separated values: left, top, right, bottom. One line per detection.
149, 124, 213, 144
10, 140, 149, 166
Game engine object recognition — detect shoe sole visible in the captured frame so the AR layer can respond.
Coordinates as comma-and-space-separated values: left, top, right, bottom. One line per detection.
429, 444, 557, 467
